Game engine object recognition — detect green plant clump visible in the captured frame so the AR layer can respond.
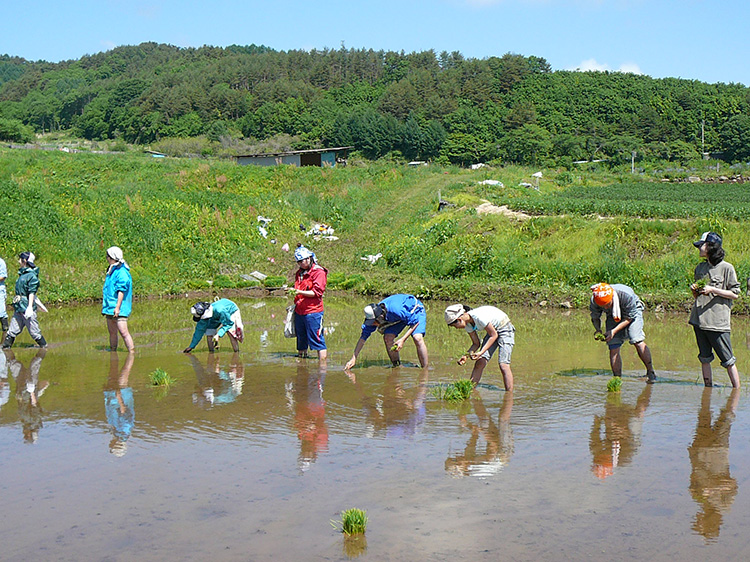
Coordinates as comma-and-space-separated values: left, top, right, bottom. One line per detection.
335, 508, 368, 536
263, 275, 287, 288
432, 379, 474, 402
606, 376, 622, 393
594, 332, 606, 341
694, 276, 709, 291
149, 368, 175, 386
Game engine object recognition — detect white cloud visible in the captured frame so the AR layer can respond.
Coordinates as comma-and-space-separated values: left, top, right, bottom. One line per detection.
617, 61, 642, 74
571, 58, 643, 74
575, 58, 609, 72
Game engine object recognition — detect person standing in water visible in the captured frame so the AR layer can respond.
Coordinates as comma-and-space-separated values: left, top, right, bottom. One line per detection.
102, 246, 135, 352
689, 232, 741, 388
590, 283, 655, 383
3, 252, 46, 349
344, 294, 428, 369
0, 255, 9, 334
183, 298, 244, 353
288, 245, 328, 362
444, 304, 515, 390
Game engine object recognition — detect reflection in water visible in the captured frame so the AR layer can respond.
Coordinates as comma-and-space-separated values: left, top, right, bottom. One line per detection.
103, 352, 135, 457
346, 367, 428, 439
590, 385, 652, 479
189, 352, 245, 407
343, 534, 367, 558
0, 349, 10, 413
688, 388, 740, 542
288, 361, 329, 471
445, 392, 514, 478
6, 348, 48, 443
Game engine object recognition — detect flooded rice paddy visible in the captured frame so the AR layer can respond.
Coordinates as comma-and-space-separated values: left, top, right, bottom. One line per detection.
3, 296, 750, 561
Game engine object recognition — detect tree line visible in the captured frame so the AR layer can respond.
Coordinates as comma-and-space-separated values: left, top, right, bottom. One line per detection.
1, 44, 750, 165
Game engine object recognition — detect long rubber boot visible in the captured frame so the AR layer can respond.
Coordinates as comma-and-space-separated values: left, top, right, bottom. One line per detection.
2, 335, 15, 349
35, 336, 47, 348
0, 317, 8, 332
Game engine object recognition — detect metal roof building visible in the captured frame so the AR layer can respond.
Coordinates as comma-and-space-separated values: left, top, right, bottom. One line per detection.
235, 146, 353, 167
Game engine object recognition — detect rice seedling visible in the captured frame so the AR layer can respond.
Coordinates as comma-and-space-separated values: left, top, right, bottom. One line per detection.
263, 275, 287, 288
594, 332, 606, 341
432, 379, 474, 402
149, 368, 175, 386
606, 376, 622, 393
332, 508, 368, 536
694, 276, 709, 291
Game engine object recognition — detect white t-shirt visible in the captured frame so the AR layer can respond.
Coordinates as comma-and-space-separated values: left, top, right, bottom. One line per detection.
466, 306, 510, 334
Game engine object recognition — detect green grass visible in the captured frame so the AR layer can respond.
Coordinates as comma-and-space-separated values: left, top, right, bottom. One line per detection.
149, 368, 176, 386
499, 182, 750, 220
334, 508, 368, 536
432, 379, 474, 402
2, 148, 750, 311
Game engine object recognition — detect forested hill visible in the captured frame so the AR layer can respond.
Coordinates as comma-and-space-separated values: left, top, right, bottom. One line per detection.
1, 43, 750, 165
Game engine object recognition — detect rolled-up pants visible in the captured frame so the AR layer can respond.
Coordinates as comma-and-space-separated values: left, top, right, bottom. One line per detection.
7, 311, 43, 341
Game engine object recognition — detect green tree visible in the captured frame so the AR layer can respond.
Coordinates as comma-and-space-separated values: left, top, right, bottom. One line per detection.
719, 114, 750, 162
0, 117, 35, 142
501, 124, 552, 165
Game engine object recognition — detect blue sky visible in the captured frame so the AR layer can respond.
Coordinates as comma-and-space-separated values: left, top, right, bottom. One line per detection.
4, 0, 749, 86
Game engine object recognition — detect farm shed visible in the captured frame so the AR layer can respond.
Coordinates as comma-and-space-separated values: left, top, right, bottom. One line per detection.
235, 147, 352, 168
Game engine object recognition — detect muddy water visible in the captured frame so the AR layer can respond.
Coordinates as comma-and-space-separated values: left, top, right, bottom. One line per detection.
3, 297, 750, 561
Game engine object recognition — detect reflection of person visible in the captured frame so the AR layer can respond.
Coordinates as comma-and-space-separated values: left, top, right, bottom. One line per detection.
446, 392, 513, 478
688, 388, 740, 542
345, 366, 428, 438
183, 299, 244, 353
3, 252, 47, 349
0, 255, 9, 333
8, 348, 48, 443
444, 304, 515, 390
590, 283, 655, 383
103, 351, 135, 457
0, 349, 11, 412
590, 384, 652, 479
189, 352, 245, 406
102, 246, 135, 352
288, 245, 328, 362
689, 232, 741, 388
290, 362, 329, 471
344, 294, 428, 369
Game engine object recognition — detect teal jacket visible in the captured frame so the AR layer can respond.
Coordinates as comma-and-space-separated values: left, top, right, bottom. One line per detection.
102, 263, 133, 317
188, 299, 240, 349
14, 266, 40, 313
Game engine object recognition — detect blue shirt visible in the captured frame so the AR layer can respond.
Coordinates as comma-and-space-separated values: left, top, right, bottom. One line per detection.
188, 299, 240, 349
360, 294, 425, 341
102, 263, 133, 317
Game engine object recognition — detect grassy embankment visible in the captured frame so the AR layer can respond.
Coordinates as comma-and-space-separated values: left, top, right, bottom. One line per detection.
1, 148, 749, 311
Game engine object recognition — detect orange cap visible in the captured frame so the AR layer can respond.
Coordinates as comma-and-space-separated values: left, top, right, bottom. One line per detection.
591, 283, 613, 307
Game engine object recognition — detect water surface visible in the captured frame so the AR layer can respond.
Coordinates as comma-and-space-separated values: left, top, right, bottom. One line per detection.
3, 297, 750, 560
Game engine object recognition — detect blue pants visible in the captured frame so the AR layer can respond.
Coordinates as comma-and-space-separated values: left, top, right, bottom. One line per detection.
295, 311, 326, 351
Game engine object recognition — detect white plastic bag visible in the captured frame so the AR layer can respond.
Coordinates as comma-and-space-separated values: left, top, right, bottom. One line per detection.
284, 305, 296, 338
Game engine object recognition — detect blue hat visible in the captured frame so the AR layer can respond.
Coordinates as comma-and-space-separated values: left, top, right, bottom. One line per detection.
294, 245, 315, 262
693, 232, 722, 248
